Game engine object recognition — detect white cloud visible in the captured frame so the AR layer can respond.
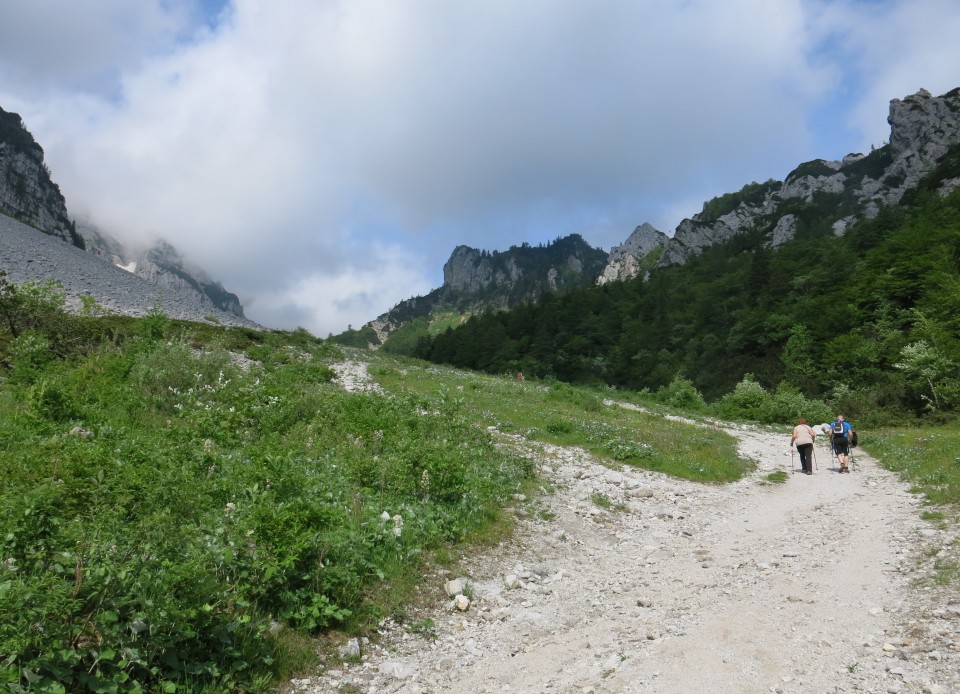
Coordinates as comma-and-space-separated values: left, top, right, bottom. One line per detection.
248, 243, 434, 337
811, 0, 960, 149
1, 0, 958, 335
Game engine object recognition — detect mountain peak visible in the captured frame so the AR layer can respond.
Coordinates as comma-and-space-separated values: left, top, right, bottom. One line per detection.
596, 223, 668, 285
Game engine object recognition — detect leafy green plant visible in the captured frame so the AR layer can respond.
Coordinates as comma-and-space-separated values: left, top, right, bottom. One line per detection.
0, 306, 536, 691
657, 375, 706, 411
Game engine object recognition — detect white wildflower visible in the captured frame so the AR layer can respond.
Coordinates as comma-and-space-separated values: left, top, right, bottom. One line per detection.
392, 514, 404, 537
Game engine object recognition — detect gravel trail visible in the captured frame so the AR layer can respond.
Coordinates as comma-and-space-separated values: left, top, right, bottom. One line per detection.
292, 370, 960, 693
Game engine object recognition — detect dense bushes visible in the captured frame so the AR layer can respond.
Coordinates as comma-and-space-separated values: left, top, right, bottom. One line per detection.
715, 375, 833, 424
0, 294, 534, 692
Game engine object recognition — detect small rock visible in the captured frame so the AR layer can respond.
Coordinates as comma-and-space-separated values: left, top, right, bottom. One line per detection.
339, 638, 361, 659
444, 579, 465, 597
379, 661, 414, 679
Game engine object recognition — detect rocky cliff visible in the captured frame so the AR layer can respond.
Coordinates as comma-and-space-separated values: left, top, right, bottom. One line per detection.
350, 234, 608, 347
596, 222, 668, 284
0, 107, 81, 247
81, 226, 245, 317
658, 88, 960, 267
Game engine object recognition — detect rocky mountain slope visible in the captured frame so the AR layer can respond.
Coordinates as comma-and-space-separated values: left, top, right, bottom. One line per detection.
352, 87, 960, 349
353, 234, 608, 347
0, 213, 260, 328
0, 105, 246, 319
596, 222, 669, 285
80, 225, 246, 317
657, 87, 960, 267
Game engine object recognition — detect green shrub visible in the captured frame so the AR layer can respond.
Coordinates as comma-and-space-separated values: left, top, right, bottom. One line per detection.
0, 325, 536, 692
657, 375, 706, 411
8, 332, 52, 381
715, 374, 769, 420
714, 375, 831, 424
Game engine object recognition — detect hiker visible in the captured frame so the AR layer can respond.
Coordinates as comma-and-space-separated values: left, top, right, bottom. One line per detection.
790, 418, 817, 474
829, 415, 853, 473
516, 371, 524, 382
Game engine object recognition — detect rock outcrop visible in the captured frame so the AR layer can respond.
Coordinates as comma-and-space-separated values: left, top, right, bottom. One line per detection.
348, 234, 608, 348
442, 236, 601, 299
0, 107, 80, 247
659, 87, 960, 266
596, 222, 668, 285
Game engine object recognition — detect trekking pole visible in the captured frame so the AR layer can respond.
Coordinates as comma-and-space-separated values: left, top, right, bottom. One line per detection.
813, 446, 818, 471
791, 447, 795, 473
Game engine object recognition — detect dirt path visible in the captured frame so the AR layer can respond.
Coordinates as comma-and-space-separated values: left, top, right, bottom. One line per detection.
296, 369, 960, 693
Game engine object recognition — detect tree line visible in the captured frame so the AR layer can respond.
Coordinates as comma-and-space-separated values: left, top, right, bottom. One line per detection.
414, 186, 960, 425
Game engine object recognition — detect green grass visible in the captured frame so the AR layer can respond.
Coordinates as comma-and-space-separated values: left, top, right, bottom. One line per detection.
863, 421, 960, 506
762, 470, 790, 485
862, 422, 960, 586
591, 491, 627, 512
371, 357, 751, 484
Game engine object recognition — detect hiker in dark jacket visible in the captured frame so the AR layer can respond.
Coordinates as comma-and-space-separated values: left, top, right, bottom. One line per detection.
829, 415, 853, 472
790, 418, 817, 474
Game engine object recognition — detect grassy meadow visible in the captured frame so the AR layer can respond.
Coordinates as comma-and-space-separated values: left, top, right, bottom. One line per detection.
1, 283, 958, 692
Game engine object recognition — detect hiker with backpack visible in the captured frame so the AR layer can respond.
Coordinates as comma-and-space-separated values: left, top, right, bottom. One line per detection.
790, 418, 817, 475
829, 415, 853, 473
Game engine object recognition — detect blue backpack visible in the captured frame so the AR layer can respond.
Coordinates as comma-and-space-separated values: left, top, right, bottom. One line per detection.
831, 421, 847, 440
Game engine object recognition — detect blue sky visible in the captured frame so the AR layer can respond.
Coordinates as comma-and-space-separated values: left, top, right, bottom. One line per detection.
2, 0, 960, 336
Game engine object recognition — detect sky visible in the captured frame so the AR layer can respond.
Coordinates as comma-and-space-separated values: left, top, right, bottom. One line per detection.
2, 0, 960, 336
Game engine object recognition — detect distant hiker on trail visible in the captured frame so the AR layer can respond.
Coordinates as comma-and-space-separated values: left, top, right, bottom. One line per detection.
516, 372, 524, 382
790, 418, 817, 474
829, 415, 853, 473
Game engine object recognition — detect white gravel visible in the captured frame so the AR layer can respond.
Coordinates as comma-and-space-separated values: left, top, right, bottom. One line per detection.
293, 365, 960, 694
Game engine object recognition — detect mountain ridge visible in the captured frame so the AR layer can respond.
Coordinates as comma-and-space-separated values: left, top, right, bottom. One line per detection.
409, 86, 960, 412
337, 233, 608, 348
348, 87, 960, 351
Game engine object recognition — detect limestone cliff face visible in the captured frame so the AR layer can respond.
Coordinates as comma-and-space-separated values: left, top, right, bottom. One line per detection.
596, 222, 668, 285
357, 234, 608, 347
0, 107, 80, 246
443, 241, 595, 298
659, 87, 960, 267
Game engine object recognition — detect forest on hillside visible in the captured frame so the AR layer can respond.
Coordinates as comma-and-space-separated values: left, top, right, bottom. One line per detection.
414, 171, 960, 424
